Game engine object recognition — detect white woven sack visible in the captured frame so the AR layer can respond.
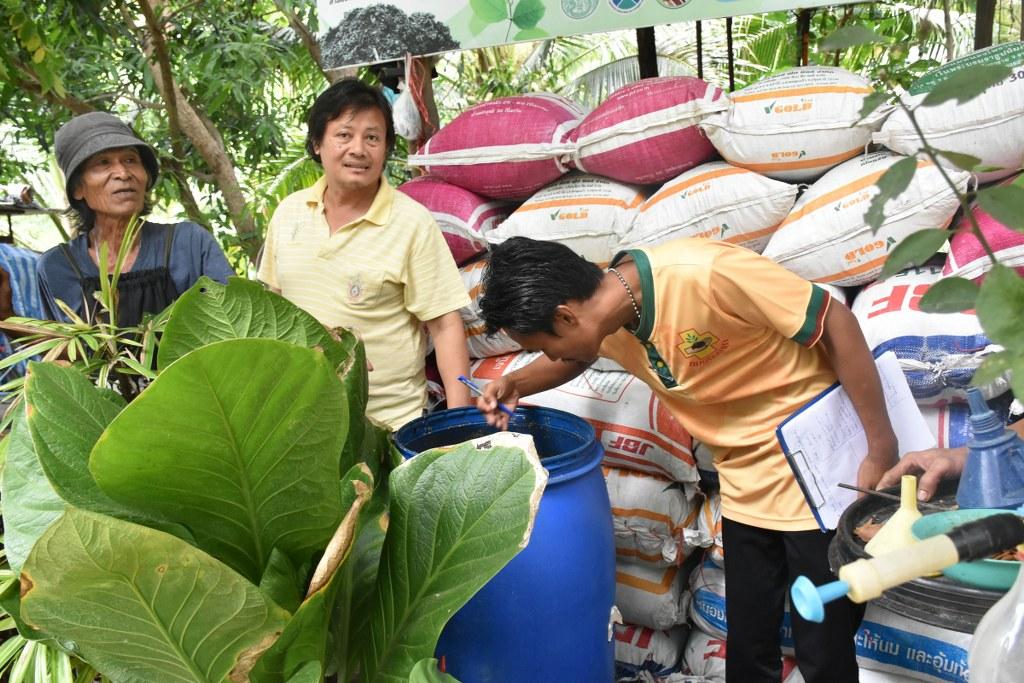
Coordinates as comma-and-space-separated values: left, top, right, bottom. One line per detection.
485, 173, 646, 264
458, 260, 521, 359
604, 466, 703, 566
469, 353, 699, 485
699, 66, 889, 182
850, 263, 1010, 403
616, 559, 691, 630
874, 42, 1024, 184
613, 623, 688, 680
688, 560, 727, 639
621, 162, 798, 254
762, 152, 968, 286
855, 604, 971, 683
920, 403, 972, 449
696, 492, 724, 568
682, 628, 727, 682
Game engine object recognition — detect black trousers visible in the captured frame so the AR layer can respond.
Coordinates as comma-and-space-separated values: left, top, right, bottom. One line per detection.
722, 517, 864, 683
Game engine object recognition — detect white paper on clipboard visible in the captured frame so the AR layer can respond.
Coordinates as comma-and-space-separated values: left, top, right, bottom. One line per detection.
776, 351, 937, 531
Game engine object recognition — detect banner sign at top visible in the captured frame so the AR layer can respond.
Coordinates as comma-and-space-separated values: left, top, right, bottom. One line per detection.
316, 0, 851, 70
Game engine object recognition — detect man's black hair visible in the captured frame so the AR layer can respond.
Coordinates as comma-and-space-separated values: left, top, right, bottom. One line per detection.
305, 77, 396, 163
480, 237, 604, 336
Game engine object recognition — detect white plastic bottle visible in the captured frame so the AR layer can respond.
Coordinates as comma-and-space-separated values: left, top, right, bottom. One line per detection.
968, 547, 1024, 681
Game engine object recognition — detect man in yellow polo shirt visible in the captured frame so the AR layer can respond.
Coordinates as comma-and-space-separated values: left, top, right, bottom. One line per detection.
258, 78, 471, 429
474, 236, 897, 683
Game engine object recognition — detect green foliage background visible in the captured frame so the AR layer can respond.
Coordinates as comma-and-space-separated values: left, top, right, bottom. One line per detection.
2, 1, 1016, 266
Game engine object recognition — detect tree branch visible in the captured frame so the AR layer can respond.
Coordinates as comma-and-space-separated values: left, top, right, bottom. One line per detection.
131, 0, 261, 260
7, 56, 94, 114
271, 0, 336, 83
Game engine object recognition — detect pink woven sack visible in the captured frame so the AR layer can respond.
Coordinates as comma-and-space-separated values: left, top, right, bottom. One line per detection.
398, 175, 510, 265
944, 175, 1024, 282
570, 76, 726, 185
408, 93, 583, 200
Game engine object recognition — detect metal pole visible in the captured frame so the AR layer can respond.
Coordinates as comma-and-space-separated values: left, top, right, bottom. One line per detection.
726, 17, 735, 91
797, 9, 812, 66
636, 26, 659, 79
974, 0, 996, 49
696, 20, 704, 80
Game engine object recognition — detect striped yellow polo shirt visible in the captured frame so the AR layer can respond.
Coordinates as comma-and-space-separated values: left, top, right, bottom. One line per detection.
258, 176, 469, 429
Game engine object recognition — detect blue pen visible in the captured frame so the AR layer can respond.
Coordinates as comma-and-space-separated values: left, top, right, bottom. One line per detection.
457, 375, 516, 417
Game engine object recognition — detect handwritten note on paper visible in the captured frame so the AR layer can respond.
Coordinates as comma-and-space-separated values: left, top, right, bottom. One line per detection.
777, 351, 936, 530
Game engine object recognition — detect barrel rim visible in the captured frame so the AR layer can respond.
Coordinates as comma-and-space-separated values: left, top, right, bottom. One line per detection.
394, 405, 603, 483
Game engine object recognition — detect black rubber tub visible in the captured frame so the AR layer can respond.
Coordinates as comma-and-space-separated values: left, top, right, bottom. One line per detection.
829, 478, 1005, 633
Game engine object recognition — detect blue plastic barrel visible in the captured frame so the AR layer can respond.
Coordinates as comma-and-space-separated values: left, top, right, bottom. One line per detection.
394, 406, 616, 682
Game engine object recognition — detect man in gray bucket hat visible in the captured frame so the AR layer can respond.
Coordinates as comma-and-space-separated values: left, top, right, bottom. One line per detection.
36, 111, 233, 330
54, 112, 160, 206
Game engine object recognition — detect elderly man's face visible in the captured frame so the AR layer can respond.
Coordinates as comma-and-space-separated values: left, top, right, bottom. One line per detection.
73, 146, 148, 221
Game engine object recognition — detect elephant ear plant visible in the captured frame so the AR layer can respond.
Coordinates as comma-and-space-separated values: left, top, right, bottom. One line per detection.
0, 277, 547, 683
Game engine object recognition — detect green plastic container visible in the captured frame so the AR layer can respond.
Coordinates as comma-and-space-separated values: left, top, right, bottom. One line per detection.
911, 509, 1021, 591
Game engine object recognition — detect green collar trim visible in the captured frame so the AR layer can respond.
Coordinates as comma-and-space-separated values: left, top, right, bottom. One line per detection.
612, 248, 654, 341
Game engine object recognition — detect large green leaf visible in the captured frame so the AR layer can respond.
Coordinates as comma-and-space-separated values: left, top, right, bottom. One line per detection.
878, 229, 951, 281
972, 351, 1016, 388
864, 156, 918, 232
976, 265, 1024, 350
0, 406, 64, 574
818, 25, 886, 51
250, 465, 374, 683
919, 276, 979, 313
20, 508, 290, 683
23, 362, 135, 520
358, 437, 547, 683
409, 659, 460, 682
158, 277, 357, 374
920, 64, 1012, 107
977, 185, 1024, 234
158, 277, 371, 470
90, 339, 347, 583
858, 91, 890, 121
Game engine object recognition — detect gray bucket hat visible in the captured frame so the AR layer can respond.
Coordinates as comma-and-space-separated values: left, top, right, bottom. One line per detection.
54, 112, 159, 203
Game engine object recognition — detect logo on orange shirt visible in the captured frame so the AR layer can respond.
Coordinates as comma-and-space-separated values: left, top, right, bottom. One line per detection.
678, 329, 719, 358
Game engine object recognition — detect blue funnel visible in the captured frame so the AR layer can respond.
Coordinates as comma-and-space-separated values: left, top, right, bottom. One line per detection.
956, 388, 1024, 510
791, 576, 850, 623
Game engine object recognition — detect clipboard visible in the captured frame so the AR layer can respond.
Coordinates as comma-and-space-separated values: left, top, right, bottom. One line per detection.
776, 351, 937, 532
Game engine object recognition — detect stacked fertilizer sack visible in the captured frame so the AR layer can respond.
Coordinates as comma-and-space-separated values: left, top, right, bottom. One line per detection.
747, 44, 1024, 455
400, 43, 1024, 683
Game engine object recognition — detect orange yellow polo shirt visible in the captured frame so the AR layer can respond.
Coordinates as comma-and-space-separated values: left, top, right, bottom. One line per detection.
601, 239, 835, 531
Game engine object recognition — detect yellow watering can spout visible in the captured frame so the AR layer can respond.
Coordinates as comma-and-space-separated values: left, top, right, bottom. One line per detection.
865, 475, 923, 557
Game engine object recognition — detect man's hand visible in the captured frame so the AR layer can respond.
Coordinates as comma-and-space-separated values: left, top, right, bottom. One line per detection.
876, 448, 967, 501
857, 448, 898, 493
478, 376, 519, 430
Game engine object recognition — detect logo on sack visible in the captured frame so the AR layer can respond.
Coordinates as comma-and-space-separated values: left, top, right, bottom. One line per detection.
562, 0, 599, 19
680, 182, 712, 199
550, 208, 590, 220
764, 99, 813, 114
692, 223, 731, 240
675, 329, 724, 366
609, 0, 643, 13
770, 150, 807, 161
